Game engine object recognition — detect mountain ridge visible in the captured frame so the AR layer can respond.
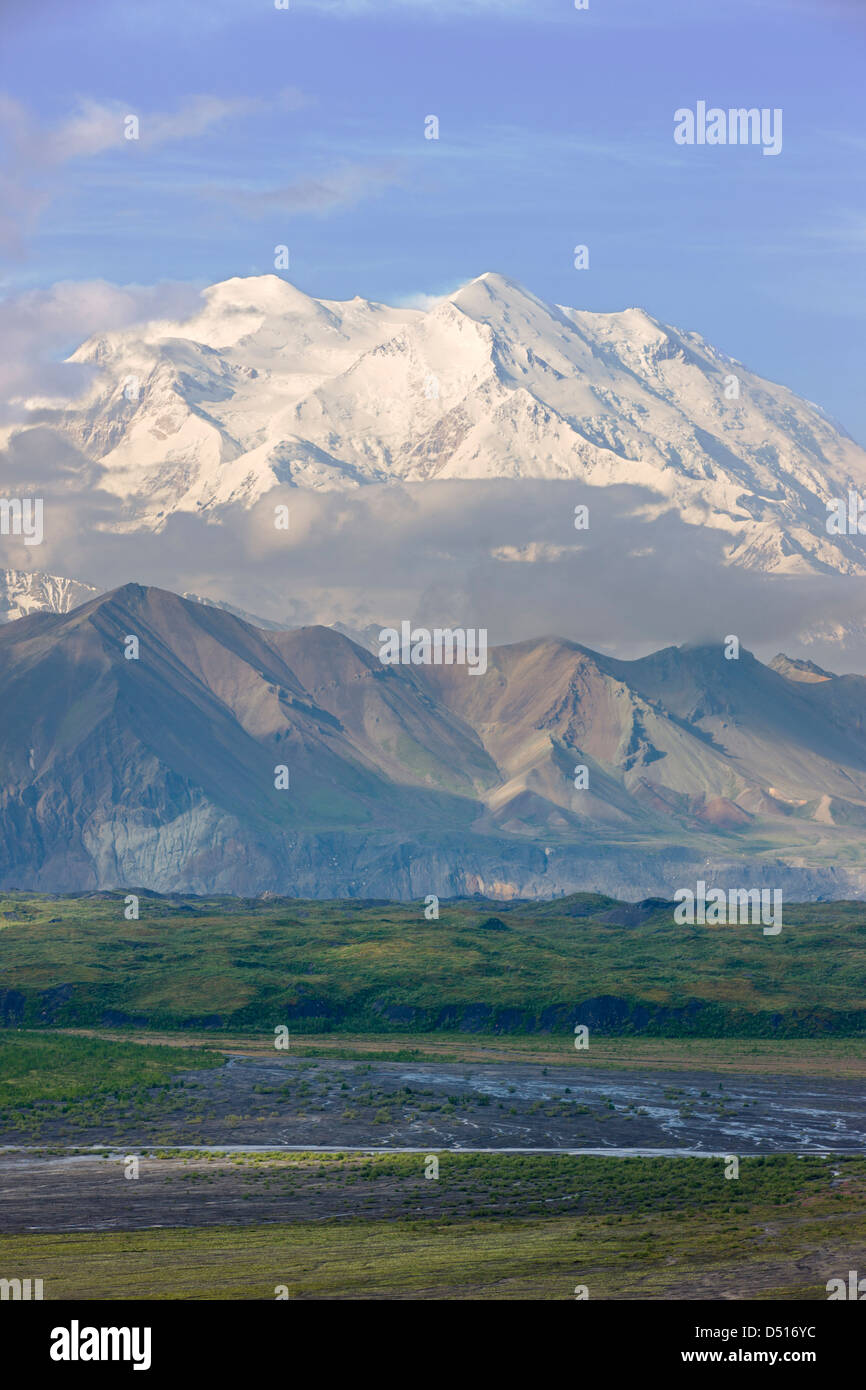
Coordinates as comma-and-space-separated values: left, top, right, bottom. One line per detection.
3, 582, 866, 900
5, 270, 864, 578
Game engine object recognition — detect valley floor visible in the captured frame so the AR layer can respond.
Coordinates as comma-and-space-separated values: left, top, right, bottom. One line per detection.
2, 1151, 864, 1299
4, 1051, 866, 1152
2, 1031, 864, 1299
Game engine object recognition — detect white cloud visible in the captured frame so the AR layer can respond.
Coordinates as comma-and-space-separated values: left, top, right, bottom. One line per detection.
394, 284, 462, 310
0, 92, 280, 166
0, 279, 203, 421
214, 161, 403, 217
3, 469, 864, 671
0, 90, 306, 255
308, 0, 537, 13
301, 0, 810, 25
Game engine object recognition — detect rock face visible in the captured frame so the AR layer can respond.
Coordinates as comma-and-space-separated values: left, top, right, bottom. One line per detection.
770, 653, 835, 683
4, 583, 866, 898
10, 270, 865, 576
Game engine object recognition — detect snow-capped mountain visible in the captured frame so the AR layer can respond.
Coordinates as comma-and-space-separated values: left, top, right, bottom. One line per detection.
0, 569, 98, 623
41, 271, 866, 575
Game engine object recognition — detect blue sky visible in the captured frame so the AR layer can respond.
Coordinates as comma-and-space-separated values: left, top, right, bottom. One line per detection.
2, 0, 866, 439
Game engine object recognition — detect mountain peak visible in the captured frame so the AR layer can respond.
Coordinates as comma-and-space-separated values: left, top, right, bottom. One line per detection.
770, 653, 835, 683
5, 580, 866, 900
468, 270, 526, 293
44, 268, 866, 585
448, 270, 553, 315
200, 274, 334, 321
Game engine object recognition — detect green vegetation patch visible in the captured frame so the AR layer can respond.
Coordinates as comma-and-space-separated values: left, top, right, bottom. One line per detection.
2, 1152, 864, 1300
0, 1030, 223, 1120
2, 891, 866, 1036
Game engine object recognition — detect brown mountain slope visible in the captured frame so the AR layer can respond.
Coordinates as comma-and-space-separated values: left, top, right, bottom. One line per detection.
3, 585, 866, 897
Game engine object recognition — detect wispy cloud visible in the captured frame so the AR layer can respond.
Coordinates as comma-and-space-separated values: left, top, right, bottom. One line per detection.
801, 210, 866, 252
0, 90, 305, 256
300, 0, 837, 27
212, 161, 403, 217
394, 286, 460, 309
0, 92, 294, 165
310, 0, 538, 12
0, 279, 202, 421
